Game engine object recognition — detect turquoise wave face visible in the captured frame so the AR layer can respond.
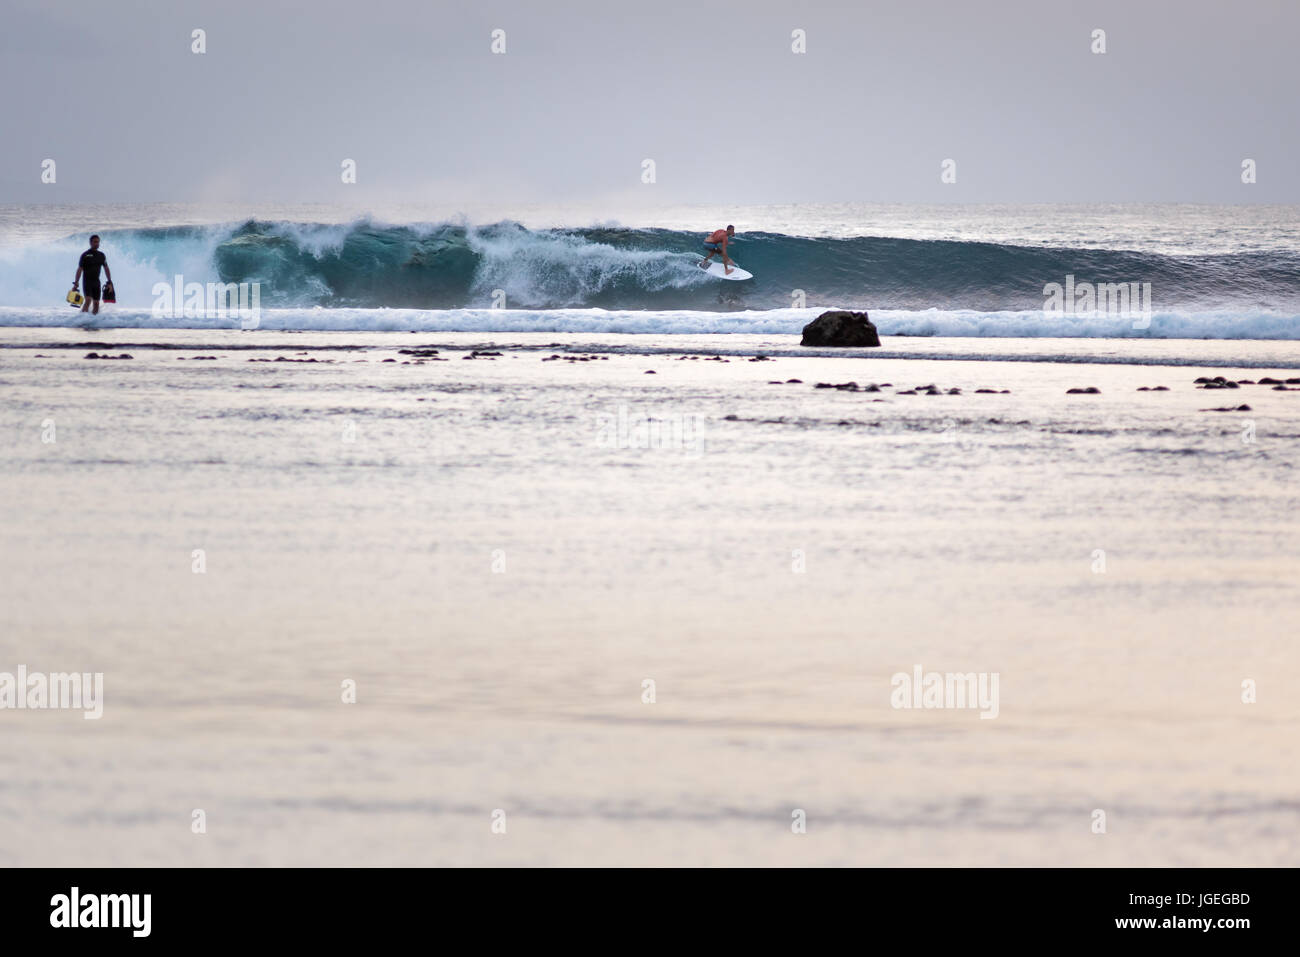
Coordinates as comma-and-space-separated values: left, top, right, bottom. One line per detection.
14, 219, 1300, 312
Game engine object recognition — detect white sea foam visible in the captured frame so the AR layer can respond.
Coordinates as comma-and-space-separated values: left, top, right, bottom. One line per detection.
3, 305, 1297, 340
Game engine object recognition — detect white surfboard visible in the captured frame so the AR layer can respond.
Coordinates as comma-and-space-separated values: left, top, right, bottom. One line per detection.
699, 259, 753, 281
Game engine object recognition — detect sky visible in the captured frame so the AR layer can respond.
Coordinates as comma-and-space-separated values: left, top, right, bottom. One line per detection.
2, 0, 1297, 206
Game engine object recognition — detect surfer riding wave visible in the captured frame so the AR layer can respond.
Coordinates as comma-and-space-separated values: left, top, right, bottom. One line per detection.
700, 225, 736, 275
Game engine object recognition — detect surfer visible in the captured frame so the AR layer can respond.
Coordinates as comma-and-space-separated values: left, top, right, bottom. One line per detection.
73, 235, 111, 315
700, 226, 735, 275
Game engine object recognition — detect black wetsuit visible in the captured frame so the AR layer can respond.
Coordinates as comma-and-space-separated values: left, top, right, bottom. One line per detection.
79, 248, 107, 299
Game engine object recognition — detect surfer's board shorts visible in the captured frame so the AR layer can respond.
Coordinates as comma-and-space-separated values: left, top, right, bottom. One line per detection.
83, 278, 101, 300
703, 242, 721, 251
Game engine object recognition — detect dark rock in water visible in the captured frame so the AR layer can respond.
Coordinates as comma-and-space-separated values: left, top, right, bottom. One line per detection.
84, 352, 100, 359
1288, 378, 1300, 385
1237, 380, 1255, 385
862, 384, 881, 392
382, 358, 396, 363
1258, 377, 1283, 385
975, 388, 999, 393
1066, 387, 1101, 394
896, 389, 917, 395
644, 370, 656, 374
800, 310, 881, 347
1202, 404, 1252, 412
1199, 379, 1239, 389
786, 378, 802, 384
879, 383, 893, 387
749, 356, 772, 362
1194, 377, 1213, 384
1273, 385, 1300, 391
1153, 386, 1169, 391
947, 388, 961, 395
815, 381, 859, 391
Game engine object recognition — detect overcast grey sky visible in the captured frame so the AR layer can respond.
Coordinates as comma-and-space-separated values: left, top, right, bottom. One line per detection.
2, 0, 1296, 206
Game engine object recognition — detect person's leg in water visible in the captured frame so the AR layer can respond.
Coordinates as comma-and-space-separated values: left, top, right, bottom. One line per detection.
81, 278, 101, 314
701, 242, 721, 267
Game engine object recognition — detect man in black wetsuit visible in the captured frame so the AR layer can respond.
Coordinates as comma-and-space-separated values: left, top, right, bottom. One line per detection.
73, 235, 112, 314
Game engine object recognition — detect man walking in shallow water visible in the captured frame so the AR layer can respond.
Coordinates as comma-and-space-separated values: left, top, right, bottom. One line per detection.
699, 225, 735, 275
73, 234, 112, 315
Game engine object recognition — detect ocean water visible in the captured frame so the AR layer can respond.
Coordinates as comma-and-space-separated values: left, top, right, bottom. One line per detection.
2, 203, 1298, 336
2, 327, 1300, 866
2, 204, 1299, 866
